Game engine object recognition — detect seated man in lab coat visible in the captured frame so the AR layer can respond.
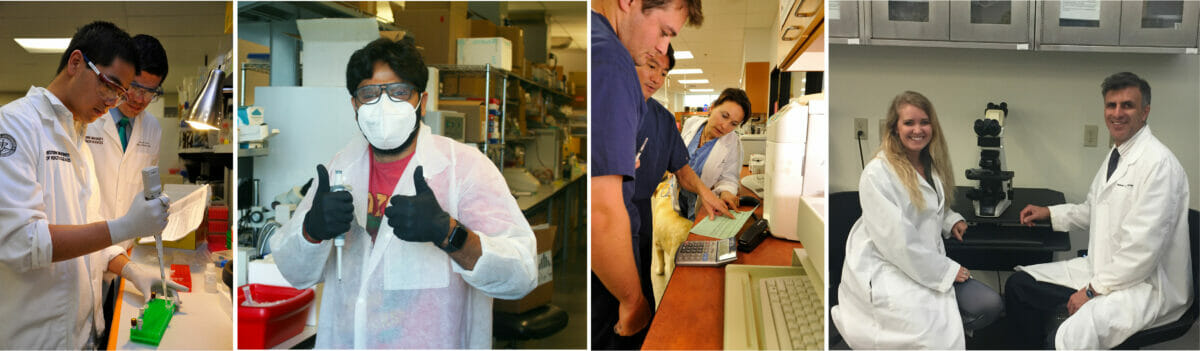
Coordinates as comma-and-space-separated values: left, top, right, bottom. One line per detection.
0, 21, 182, 349
269, 36, 538, 349
1008, 72, 1192, 349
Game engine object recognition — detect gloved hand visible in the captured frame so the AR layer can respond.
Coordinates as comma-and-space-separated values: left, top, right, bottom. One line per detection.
303, 164, 354, 241
107, 191, 170, 245
121, 262, 189, 304
384, 166, 452, 246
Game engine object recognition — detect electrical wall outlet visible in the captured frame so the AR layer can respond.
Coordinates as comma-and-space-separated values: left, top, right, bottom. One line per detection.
1084, 125, 1098, 147
854, 118, 868, 140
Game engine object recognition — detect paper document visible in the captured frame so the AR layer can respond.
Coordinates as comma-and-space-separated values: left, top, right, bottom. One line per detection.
1060, 0, 1101, 21
137, 184, 211, 244
690, 208, 755, 239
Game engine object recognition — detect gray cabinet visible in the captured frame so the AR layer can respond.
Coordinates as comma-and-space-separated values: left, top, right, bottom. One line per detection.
869, 0, 950, 40
950, 1, 1031, 43
1119, 0, 1199, 47
1040, 0, 1123, 46
829, 0, 860, 39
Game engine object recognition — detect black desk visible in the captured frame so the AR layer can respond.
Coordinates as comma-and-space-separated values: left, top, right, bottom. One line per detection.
946, 187, 1071, 270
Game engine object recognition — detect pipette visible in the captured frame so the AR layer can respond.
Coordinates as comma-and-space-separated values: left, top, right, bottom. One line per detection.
330, 170, 347, 281
141, 166, 167, 297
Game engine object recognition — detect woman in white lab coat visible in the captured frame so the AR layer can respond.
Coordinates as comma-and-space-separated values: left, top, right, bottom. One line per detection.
830, 91, 1003, 349
668, 88, 748, 220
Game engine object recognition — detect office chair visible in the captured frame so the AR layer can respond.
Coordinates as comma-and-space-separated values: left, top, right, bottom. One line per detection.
827, 191, 861, 347
1112, 208, 1199, 349
492, 304, 569, 348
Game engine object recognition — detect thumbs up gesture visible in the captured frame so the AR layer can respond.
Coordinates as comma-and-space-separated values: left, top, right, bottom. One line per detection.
384, 166, 453, 246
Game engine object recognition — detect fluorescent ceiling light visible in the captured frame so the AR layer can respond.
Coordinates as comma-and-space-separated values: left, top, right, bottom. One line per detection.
668, 68, 703, 75
674, 51, 694, 59
689, 88, 714, 92
678, 79, 709, 84
14, 38, 71, 54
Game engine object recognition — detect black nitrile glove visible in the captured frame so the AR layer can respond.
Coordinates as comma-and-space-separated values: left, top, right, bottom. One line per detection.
303, 164, 355, 241
384, 166, 452, 246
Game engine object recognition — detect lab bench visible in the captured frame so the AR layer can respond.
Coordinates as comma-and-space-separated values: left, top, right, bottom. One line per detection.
642, 168, 804, 350
107, 245, 233, 350
945, 187, 1072, 270
515, 169, 586, 261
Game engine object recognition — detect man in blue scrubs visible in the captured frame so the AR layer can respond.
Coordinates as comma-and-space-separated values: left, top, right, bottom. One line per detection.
590, 0, 703, 349
631, 44, 731, 316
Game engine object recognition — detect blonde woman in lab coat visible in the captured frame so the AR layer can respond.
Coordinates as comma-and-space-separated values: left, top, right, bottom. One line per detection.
831, 91, 1003, 349
668, 88, 750, 220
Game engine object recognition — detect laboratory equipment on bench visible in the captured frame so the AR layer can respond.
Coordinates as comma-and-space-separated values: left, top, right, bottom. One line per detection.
130, 291, 181, 346
964, 102, 1015, 217
764, 95, 826, 242
674, 237, 739, 267
142, 166, 169, 301
331, 170, 348, 281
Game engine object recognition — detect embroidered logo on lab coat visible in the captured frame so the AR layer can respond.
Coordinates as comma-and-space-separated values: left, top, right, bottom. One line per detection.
0, 134, 15, 157
85, 136, 104, 145
45, 150, 71, 162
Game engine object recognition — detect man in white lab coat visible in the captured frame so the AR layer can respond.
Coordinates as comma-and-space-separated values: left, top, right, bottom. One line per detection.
87, 34, 167, 233
0, 21, 180, 349
270, 37, 537, 349
1009, 72, 1192, 349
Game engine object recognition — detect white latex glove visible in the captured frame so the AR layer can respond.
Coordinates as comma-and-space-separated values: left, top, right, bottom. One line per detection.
121, 262, 189, 304
107, 191, 170, 244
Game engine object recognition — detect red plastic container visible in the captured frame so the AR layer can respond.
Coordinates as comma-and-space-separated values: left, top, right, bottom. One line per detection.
208, 206, 229, 220
237, 284, 314, 349
207, 220, 228, 234
207, 234, 228, 252
169, 264, 192, 290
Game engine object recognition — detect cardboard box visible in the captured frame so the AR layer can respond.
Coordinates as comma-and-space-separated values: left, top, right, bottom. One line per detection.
497, 26, 525, 69
495, 224, 557, 314
391, 3, 468, 65
441, 75, 501, 98
438, 100, 487, 143
456, 37, 512, 71
469, 19, 497, 38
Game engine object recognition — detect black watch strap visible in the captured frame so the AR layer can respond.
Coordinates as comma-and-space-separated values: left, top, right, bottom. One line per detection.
441, 222, 468, 253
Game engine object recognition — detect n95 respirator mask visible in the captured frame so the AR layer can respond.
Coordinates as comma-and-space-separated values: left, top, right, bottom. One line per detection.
356, 98, 421, 150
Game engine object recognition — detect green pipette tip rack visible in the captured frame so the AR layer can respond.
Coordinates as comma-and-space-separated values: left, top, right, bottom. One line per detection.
129, 297, 177, 346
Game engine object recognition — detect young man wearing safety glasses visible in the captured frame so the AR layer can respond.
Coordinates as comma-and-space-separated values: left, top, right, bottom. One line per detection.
0, 22, 177, 349
268, 37, 537, 349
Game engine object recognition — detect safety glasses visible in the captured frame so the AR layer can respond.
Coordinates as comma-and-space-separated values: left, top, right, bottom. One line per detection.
81, 52, 127, 107
354, 82, 416, 105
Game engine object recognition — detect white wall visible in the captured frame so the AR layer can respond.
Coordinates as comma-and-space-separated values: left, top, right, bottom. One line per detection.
830, 45, 1200, 257
550, 48, 586, 74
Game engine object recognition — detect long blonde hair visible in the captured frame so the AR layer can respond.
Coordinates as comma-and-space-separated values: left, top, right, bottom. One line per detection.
878, 91, 955, 210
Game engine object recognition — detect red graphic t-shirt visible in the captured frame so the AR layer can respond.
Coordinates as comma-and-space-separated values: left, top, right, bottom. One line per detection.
365, 149, 416, 238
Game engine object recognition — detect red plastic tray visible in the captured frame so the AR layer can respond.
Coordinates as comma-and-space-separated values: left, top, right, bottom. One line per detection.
237, 284, 314, 349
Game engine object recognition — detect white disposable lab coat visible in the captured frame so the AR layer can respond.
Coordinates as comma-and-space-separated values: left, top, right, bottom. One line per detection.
668, 116, 743, 212
86, 109, 161, 222
831, 154, 967, 349
271, 124, 538, 349
0, 87, 125, 349
1017, 127, 1191, 350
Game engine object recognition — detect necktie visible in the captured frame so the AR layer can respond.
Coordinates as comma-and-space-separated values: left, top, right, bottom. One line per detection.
117, 117, 130, 151
1106, 148, 1120, 181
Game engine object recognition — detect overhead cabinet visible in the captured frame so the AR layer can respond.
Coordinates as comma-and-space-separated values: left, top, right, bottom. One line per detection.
832, 0, 1198, 53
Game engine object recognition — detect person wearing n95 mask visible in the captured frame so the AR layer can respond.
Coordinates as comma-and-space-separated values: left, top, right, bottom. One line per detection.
0, 21, 174, 349
270, 37, 538, 349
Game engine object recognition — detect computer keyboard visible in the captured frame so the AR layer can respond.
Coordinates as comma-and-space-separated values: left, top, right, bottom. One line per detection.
759, 275, 823, 350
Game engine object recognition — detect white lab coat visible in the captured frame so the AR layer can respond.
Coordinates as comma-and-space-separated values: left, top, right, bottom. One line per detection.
831, 154, 967, 349
668, 116, 743, 212
1016, 127, 1191, 350
270, 124, 538, 349
85, 109, 162, 222
0, 87, 125, 349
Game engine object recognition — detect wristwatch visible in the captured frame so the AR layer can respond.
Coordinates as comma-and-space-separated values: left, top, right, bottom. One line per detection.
1085, 284, 1097, 299
441, 222, 469, 253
